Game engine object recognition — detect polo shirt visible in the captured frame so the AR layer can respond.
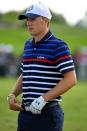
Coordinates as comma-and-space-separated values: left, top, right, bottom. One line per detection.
21, 31, 75, 105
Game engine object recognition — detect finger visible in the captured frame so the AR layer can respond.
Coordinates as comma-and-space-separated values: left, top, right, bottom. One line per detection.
31, 108, 37, 114
9, 102, 22, 111
13, 103, 22, 111
30, 105, 41, 114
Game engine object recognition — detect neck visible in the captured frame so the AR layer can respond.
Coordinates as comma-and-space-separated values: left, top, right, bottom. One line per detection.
34, 28, 49, 43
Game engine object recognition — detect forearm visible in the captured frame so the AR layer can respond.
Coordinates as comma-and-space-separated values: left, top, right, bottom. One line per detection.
43, 70, 77, 102
10, 74, 23, 97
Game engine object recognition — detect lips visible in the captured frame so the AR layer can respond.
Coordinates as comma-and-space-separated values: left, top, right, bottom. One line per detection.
27, 26, 33, 30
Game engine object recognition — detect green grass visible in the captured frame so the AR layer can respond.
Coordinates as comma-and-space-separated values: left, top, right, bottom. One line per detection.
50, 23, 87, 51
0, 23, 87, 55
62, 81, 87, 131
0, 78, 18, 131
0, 28, 29, 55
0, 78, 87, 131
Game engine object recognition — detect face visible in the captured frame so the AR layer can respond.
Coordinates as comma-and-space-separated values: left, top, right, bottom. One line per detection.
26, 17, 49, 37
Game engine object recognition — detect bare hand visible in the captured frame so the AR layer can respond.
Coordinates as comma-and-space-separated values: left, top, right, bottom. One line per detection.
8, 95, 23, 111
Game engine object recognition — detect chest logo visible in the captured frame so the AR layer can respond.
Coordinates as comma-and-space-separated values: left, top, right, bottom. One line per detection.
37, 56, 47, 60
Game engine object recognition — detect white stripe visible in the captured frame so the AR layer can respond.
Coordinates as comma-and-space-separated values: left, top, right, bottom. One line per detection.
23, 92, 43, 95
23, 64, 56, 69
23, 70, 61, 74
21, 68, 23, 71
45, 34, 53, 41
50, 99, 62, 102
23, 81, 56, 85
57, 60, 73, 68
23, 86, 51, 90
60, 66, 74, 72
23, 97, 62, 103
23, 75, 62, 80
23, 97, 35, 100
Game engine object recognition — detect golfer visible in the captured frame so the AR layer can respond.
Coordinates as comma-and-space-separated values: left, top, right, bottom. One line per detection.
7, 2, 77, 131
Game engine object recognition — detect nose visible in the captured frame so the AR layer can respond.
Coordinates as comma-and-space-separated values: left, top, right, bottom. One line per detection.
27, 19, 33, 24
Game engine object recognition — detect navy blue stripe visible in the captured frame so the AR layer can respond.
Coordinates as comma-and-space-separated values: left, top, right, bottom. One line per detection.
23, 53, 53, 58
61, 68, 74, 73
23, 77, 58, 83
55, 45, 67, 51
25, 48, 54, 52
23, 83, 57, 88
23, 72, 63, 78
23, 66, 56, 72
55, 50, 70, 57
23, 88, 49, 93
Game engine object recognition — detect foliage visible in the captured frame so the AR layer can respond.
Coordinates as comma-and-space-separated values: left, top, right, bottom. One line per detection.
51, 10, 67, 24
2, 11, 20, 23
1, 10, 67, 24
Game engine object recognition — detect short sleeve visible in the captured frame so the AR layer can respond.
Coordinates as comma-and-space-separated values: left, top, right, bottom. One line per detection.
54, 42, 75, 74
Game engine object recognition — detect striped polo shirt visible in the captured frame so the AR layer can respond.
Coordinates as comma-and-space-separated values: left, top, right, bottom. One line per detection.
21, 31, 75, 105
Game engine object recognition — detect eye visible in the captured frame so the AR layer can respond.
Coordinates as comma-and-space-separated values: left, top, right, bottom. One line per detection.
27, 18, 36, 21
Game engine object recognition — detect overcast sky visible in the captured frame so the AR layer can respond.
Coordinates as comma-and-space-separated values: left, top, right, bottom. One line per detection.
0, 0, 87, 25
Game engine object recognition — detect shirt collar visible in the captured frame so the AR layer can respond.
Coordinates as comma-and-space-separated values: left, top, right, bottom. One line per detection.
32, 30, 52, 44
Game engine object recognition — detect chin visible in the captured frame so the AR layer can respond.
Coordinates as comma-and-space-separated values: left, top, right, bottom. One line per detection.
30, 32, 36, 36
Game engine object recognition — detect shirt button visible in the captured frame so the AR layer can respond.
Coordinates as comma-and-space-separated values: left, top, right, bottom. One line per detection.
34, 48, 36, 50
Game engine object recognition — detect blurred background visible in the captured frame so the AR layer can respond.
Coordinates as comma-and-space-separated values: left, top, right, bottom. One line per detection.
0, 0, 87, 131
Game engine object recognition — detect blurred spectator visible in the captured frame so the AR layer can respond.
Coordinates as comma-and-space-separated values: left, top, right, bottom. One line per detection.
79, 47, 87, 80
73, 48, 82, 79
0, 51, 7, 76
73, 47, 87, 81
0, 44, 21, 77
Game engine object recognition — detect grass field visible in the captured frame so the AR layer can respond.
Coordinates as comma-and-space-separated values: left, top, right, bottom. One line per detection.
0, 77, 87, 131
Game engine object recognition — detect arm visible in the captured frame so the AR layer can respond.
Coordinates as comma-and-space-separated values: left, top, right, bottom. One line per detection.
7, 74, 23, 111
10, 74, 23, 97
29, 70, 77, 114
43, 70, 77, 102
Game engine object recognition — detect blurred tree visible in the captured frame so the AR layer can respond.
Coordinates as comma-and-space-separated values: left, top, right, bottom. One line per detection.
2, 11, 19, 22
0, 12, 3, 20
0, 10, 67, 28
50, 10, 67, 24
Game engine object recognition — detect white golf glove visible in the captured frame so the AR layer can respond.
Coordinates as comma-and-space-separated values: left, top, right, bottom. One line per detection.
30, 96, 47, 114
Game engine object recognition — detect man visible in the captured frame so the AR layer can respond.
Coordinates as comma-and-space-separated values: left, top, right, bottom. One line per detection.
7, 2, 77, 131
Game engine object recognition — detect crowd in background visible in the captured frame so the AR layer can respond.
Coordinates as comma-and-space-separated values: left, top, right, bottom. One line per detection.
0, 44, 87, 81
73, 47, 87, 81
0, 44, 21, 77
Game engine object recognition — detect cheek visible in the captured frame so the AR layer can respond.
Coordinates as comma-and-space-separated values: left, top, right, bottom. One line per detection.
35, 23, 43, 31
38, 22, 45, 30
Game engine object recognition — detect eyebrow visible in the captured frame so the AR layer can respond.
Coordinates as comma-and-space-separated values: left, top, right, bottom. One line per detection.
27, 18, 37, 21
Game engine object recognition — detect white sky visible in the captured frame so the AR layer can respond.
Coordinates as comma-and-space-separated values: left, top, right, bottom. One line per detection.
0, 0, 87, 25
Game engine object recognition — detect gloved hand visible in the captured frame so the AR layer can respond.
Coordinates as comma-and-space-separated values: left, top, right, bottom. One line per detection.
30, 96, 47, 114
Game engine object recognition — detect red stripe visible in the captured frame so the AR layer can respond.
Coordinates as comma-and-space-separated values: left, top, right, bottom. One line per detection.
23, 58, 54, 64
23, 55, 71, 64
54, 55, 71, 64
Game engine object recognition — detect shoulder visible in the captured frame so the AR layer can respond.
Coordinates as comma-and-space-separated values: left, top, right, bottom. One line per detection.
24, 39, 32, 46
23, 39, 32, 50
48, 34, 68, 48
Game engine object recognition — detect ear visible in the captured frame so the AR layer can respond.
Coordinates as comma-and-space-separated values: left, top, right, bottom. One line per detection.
43, 17, 49, 24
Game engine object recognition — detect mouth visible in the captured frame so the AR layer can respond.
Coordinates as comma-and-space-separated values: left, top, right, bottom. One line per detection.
27, 25, 33, 29
27, 26, 33, 31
